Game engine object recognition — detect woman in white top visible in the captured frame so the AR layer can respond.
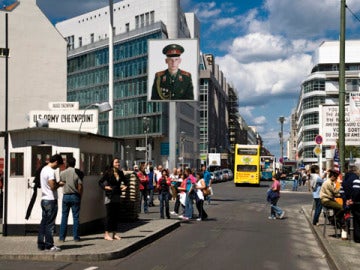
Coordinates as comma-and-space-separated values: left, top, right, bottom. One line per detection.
195, 172, 208, 221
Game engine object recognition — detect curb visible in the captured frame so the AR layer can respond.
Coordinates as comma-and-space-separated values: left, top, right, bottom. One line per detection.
0, 221, 181, 262
301, 206, 346, 270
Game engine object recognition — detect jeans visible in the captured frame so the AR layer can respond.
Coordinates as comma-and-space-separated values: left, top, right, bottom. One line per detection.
313, 198, 322, 225
37, 200, 58, 250
159, 191, 170, 218
59, 194, 81, 241
148, 188, 154, 206
292, 179, 298, 191
184, 192, 194, 218
270, 197, 283, 217
280, 179, 286, 190
195, 197, 208, 220
139, 189, 148, 213
105, 202, 121, 232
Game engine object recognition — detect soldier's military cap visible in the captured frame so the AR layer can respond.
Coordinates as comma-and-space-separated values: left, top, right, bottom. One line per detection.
162, 44, 184, 57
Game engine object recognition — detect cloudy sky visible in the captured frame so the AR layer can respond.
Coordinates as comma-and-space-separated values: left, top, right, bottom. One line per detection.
33, 0, 360, 158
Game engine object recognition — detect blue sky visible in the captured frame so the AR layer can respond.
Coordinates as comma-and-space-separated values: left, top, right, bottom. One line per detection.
33, 0, 360, 159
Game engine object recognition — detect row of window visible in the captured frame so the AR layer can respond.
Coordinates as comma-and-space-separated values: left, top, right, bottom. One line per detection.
303, 96, 325, 110
303, 79, 325, 94
135, 11, 155, 29
68, 85, 108, 106
114, 115, 163, 136
114, 97, 160, 117
311, 63, 360, 73
303, 129, 319, 142
68, 32, 160, 74
9, 151, 114, 177
114, 78, 147, 98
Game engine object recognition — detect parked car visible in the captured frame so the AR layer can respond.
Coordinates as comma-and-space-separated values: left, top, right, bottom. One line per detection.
213, 170, 224, 183
221, 168, 233, 181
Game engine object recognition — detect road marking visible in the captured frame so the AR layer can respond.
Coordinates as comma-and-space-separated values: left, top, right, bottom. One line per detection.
84, 267, 99, 270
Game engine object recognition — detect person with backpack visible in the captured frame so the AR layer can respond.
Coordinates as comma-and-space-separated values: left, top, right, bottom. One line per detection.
37, 154, 64, 252
342, 164, 360, 242
156, 169, 171, 219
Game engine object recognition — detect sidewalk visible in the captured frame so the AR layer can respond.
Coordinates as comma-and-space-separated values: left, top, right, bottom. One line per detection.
0, 208, 180, 262
302, 204, 360, 270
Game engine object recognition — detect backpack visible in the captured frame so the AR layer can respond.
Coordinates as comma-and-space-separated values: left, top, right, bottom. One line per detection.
33, 163, 47, 188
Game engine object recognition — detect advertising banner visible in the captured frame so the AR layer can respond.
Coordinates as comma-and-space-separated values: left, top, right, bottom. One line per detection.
319, 104, 360, 146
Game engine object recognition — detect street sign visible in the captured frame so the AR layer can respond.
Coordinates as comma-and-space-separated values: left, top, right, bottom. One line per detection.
315, 135, 323, 145
313, 145, 322, 156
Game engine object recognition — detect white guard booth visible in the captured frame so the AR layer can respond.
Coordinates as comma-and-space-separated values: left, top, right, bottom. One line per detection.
5, 127, 118, 235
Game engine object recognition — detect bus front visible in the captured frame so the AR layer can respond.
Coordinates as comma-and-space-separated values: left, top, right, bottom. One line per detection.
234, 145, 260, 186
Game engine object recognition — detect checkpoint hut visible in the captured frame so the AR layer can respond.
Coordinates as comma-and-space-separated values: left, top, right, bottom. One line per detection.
4, 127, 139, 235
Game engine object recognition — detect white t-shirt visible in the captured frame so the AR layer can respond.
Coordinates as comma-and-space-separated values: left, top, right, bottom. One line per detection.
40, 165, 58, 200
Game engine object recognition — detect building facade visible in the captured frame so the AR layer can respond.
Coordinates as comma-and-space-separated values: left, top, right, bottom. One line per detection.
56, 0, 200, 169
0, 0, 67, 163
296, 40, 360, 165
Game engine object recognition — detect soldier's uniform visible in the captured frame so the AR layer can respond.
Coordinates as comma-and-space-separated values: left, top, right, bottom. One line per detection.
151, 44, 194, 101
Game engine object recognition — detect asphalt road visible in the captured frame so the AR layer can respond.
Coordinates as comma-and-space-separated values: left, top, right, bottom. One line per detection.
0, 181, 331, 270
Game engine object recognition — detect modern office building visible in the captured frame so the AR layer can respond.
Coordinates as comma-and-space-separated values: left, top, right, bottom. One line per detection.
199, 53, 230, 167
56, 0, 201, 168
295, 40, 360, 165
0, 0, 67, 164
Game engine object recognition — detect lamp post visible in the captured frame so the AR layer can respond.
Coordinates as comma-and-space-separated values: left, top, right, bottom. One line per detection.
79, 102, 112, 132
143, 117, 150, 165
338, 0, 346, 174
0, 13, 9, 236
180, 131, 186, 171
108, 0, 114, 137
279, 116, 285, 167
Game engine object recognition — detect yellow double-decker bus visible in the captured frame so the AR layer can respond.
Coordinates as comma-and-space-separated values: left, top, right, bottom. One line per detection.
234, 144, 261, 186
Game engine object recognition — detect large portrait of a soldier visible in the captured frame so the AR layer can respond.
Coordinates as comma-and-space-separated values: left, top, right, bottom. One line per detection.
148, 39, 198, 102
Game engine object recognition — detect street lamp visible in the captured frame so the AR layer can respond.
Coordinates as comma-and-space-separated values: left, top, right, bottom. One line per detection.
143, 117, 150, 164
180, 131, 186, 171
279, 116, 285, 166
79, 102, 112, 132
0, 12, 9, 236
108, 0, 114, 137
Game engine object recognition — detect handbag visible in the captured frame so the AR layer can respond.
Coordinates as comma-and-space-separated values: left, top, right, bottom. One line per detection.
202, 186, 211, 196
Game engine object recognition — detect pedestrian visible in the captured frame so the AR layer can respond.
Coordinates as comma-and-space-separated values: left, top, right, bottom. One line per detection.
59, 156, 83, 242
342, 164, 360, 242
201, 164, 212, 204
157, 169, 171, 219
195, 171, 208, 221
136, 163, 149, 214
147, 166, 155, 207
320, 169, 344, 229
98, 157, 127, 241
309, 165, 324, 226
169, 167, 179, 200
268, 176, 285, 220
171, 170, 184, 216
292, 170, 300, 191
182, 168, 197, 220
37, 154, 64, 252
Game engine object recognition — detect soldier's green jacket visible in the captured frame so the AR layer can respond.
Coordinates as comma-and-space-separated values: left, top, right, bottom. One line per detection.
151, 69, 194, 100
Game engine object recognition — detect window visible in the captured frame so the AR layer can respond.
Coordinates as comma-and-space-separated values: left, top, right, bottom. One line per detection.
79, 37, 82, 47
125, 23, 129, 32
10, 153, 24, 176
90, 33, 94, 43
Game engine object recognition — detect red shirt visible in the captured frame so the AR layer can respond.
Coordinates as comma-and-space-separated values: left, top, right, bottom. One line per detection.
137, 171, 149, 190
